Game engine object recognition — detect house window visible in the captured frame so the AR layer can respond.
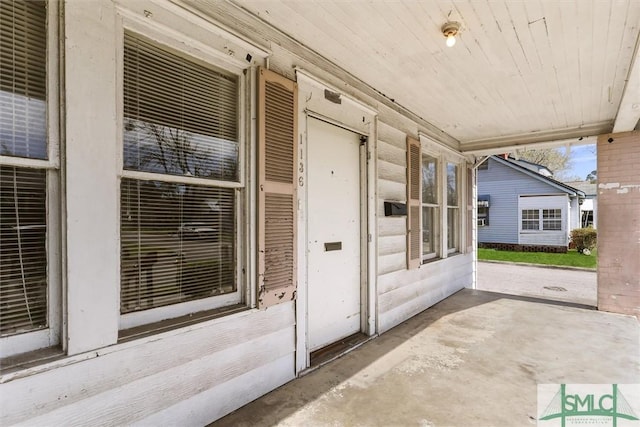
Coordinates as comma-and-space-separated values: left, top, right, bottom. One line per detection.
0, 0, 60, 357
446, 162, 459, 253
421, 154, 439, 259
477, 196, 490, 226
521, 208, 563, 231
120, 32, 242, 328
542, 209, 562, 230
521, 209, 540, 230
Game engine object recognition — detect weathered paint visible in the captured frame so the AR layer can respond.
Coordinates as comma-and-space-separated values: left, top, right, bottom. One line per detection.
596, 131, 640, 317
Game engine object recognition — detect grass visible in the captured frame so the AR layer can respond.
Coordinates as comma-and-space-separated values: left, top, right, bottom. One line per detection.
478, 248, 597, 269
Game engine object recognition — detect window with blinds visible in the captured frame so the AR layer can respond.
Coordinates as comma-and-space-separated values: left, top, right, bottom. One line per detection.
0, 1, 49, 338
421, 154, 439, 260
446, 162, 459, 253
123, 33, 239, 181
120, 32, 240, 318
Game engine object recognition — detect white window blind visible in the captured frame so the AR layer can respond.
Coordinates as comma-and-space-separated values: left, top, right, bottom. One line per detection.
0, 167, 47, 335
123, 33, 239, 181
421, 154, 438, 258
446, 162, 459, 251
121, 32, 240, 316
0, 1, 48, 337
120, 179, 235, 313
0, 0, 47, 160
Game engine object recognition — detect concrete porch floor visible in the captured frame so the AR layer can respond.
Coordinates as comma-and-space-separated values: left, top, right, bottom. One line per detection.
213, 289, 639, 427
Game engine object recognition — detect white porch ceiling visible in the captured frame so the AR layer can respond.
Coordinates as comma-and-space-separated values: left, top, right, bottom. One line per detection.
187, 0, 640, 150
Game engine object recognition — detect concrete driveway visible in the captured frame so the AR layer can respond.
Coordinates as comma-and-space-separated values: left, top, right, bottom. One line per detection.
477, 261, 597, 307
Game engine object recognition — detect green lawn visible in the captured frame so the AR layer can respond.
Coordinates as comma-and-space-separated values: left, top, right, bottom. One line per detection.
478, 248, 597, 269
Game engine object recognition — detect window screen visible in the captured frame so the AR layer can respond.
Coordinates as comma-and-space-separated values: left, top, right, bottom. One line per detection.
0, 1, 48, 337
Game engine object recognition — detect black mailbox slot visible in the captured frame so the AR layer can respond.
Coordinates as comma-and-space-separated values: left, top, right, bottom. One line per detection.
324, 242, 342, 251
384, 201, 407, 217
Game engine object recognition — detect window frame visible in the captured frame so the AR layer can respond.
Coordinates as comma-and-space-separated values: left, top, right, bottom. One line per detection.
421, 153, 439, 261
0, 0, 62, 358
418, 136, 468, 263
446, 161, 461, 254
519, 207, 564, 232
542, 208, 562, 231
116, 24, 248, 331
477, 198, 489, 227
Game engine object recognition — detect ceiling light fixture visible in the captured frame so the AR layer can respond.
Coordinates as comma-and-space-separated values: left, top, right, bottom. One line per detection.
441, 21, 461, 47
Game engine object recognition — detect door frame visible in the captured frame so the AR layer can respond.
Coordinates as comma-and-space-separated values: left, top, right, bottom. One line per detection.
294, 69, 378, 373
306, 114, 366, 352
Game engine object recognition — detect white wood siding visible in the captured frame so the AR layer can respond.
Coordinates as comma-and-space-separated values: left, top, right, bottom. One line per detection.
1, 303, 295, 426
376, 122, 472, 333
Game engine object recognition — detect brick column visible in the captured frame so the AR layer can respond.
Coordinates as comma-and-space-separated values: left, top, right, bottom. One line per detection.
596, 131, 640, 317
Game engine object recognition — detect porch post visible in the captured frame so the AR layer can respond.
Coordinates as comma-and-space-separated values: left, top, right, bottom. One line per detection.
596, 131, 640, 318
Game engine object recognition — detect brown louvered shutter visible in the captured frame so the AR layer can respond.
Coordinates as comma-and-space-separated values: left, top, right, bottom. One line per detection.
257, 68, 298, 308
406, 137, 421, 269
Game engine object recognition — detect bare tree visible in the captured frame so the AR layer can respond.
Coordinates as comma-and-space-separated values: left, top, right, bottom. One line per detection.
515, 147, 571, 178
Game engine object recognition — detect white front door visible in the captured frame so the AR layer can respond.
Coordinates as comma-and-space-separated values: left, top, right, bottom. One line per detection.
307, 117, 362, 352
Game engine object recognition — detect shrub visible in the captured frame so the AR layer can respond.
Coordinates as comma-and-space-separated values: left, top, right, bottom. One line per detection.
571, 227, 597, 254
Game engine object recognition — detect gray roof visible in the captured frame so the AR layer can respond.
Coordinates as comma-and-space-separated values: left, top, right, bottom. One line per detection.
563, 181, 597, 196
491, 156, 586, 198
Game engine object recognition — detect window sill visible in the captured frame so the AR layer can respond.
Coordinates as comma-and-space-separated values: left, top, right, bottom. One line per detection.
421, 256, 442, 265
119, 303, 249, 343
0, 346, 65, 376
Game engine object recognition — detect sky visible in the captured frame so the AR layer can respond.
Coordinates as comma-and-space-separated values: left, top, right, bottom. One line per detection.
561, 144, 597, 181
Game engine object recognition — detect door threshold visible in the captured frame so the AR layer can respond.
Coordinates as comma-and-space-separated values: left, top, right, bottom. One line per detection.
302, 332, 375, 376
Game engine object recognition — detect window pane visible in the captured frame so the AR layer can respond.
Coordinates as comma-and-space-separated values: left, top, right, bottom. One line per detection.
123, 33, 239, 181
422, 206, 437, 256
0, 166, 47, 336
447, 207, 458, 250
120, 179, 236, 313
542, 209, 562, 230
0, 0, 47, 160
521, 209, 539, 230
447, 163, 458, 206
478, 206, 489, 226
421, 155, 437, 204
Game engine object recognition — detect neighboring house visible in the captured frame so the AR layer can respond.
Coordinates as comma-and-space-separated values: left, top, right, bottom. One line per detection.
564, 180, 598, 228
477, 155, 586, 252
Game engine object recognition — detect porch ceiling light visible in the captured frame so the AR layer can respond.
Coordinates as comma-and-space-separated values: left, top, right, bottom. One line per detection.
442, 21, 460, 47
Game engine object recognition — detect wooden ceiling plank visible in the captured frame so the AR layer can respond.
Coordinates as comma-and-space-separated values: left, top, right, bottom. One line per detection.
540, 0, 571, 129
613, 20, 640, 132
576, 0, 594, 126
608, 1, 640, 130
446, 0, 521, 136
558, 0, 583, 127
